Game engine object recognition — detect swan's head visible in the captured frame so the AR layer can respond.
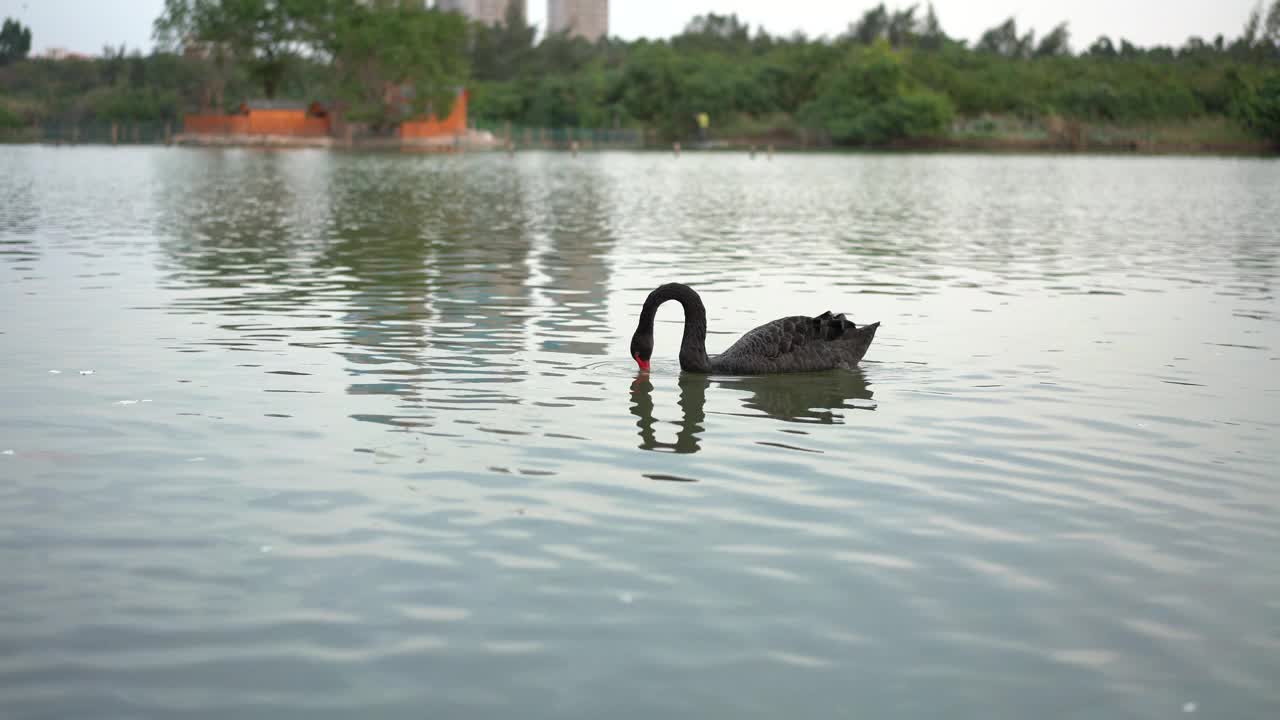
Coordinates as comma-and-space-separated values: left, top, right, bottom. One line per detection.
630, 331, 653, 372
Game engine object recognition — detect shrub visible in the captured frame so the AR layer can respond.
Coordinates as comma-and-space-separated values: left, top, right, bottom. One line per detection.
0, 100, 21, 127
799, 42, 953, 144
1232, 71, 1280, 141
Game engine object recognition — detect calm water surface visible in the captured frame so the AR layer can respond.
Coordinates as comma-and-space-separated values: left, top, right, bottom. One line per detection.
1, 146, 1278, 719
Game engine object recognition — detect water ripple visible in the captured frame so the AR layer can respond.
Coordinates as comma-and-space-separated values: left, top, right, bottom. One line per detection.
1, 147, 1278, 719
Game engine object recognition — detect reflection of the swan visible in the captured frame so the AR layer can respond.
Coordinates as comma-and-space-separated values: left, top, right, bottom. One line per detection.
719, 368, 876, 424
629, 368, 875, 454
630, 373, 707, 454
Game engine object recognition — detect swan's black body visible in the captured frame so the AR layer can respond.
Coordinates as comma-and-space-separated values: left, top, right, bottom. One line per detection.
630, 282, 879, 374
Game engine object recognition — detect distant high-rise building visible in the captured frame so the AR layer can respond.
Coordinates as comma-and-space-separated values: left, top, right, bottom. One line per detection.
436, 0, 524, 26
546, 0, 608, 42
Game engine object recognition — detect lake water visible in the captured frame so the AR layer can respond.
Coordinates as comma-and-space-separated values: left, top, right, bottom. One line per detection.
1, 146, 1278, 719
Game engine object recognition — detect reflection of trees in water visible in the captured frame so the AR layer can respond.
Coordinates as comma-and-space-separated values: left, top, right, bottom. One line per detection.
150, 154, 631, 436
0, 165, 38, 266
424, 161, 534, 349
321, 158, 537, 424
1230, 233, 1277, 306
155, 151, 329, 296
527, 160, 617, 357
152, 154, 541, 429
629, 368, 875, 456
319, 162, 448, 413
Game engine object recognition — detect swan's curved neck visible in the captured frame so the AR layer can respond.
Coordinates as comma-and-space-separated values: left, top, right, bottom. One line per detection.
637, 283, 711, 372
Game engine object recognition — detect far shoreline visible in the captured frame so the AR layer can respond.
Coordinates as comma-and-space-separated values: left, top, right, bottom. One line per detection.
3, 130, 1275, 158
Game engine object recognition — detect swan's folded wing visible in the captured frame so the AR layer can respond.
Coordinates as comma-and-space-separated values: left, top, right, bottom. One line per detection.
720, 316, 813, 360
713, 311, 876, 374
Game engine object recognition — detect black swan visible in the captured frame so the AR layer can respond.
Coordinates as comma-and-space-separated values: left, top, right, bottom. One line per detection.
629, 282, 879, 374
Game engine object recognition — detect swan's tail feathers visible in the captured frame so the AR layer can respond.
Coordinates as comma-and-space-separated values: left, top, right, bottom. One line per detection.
810, 313, 880, 364
846, 321, 880, 364
812, 311, 866, 340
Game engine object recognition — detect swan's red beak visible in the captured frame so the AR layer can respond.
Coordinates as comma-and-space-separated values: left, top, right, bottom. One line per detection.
634, 354, 650, 372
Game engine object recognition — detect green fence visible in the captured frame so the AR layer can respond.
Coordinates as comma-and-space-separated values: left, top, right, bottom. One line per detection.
4, 119, 645, 149
2, 120, 176, 145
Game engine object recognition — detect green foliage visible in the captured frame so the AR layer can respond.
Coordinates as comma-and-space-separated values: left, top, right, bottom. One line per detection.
0, 100, 22, 127
1231, 70, 1280, 140
799, 42, 953, 144
1269, 1, 1280, 46
467, 2, 536, 82
3, 1, 1280, 147
842, 3, 950, 49
905, 47, 1241, 124
0, 49, 233, 124
614, 43, 685, 135
467, 80, 524, 121
84, 86, 181, 122
326, 3, 468, 126
1035, 23, 1072, 57
152, 0, 470, 125
672, 13, 752, 54
154, 0, 311, 99
977, 18, 1037, 59
455, 2, 1278, 146
0, 17, 32, 66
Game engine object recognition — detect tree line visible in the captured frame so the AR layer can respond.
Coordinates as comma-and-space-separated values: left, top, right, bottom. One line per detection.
467, 3, 1280, 144
1, 1, 1278, 145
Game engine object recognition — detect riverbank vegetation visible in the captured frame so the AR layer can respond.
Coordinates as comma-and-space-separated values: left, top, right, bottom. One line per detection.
1, 1, 1278, 150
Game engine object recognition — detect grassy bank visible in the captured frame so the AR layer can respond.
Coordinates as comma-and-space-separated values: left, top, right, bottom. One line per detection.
678, 113, 1275, 155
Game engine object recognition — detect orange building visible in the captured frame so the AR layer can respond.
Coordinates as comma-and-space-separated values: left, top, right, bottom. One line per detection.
182, 89, 466, 142
183, 100, 330, 137
399, 88, 469, 139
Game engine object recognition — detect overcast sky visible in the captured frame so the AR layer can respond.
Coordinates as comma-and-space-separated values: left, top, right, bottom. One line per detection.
0, 0, 1265, 56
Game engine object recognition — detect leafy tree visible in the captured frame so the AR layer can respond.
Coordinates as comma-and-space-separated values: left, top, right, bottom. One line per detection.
1230, 1, 1280, 57
1035, 23, 1071, 57
1232, 70, 1280, 139
843, 4, 954, 49
847, 4, 889, 45
750, 24, 776, 54
5, 1, 1279, 148
522, 31, 602, 77
673, 13, 752, 55
324, 2, 468, 126
615, 43, 684, 135
799, 41, 952, 144
0, 101, 22, 127
154, 0, 310, 98
885, 5, 919, 48
977, 18, 1035, 59
468, 1, 536, 83
1268, 0, 1280, 46
151, 0, 470, 123
1242, 2, 1263, 49
917, 4, 950, 50
1088, 36, 1117, 58
0, 17, 32, 65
